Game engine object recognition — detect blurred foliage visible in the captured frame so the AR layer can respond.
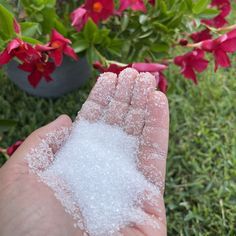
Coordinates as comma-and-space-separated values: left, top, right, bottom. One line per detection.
0, 0, 221, 63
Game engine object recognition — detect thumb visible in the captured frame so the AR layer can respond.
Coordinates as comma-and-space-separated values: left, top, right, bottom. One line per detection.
5, 114, 72, 171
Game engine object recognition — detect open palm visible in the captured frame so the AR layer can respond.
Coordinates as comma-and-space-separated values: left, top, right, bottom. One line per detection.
0, 68, 169, 236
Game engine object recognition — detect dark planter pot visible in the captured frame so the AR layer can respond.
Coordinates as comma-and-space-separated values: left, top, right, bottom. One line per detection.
6, 56, 91, 98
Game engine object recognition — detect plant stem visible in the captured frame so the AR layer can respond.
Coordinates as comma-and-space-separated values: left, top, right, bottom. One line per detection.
94, 48, 108, 65
213, 24, 236, 32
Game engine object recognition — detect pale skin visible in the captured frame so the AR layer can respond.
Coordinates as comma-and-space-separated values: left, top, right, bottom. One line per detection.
0, 68, 169, 236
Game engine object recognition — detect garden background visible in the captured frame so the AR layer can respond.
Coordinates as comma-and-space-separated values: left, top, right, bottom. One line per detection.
0, 1, 236, 236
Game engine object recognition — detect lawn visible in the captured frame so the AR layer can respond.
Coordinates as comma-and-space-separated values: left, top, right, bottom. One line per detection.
0, 61, 235, 235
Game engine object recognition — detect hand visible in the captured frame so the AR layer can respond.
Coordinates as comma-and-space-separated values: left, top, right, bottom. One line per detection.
0, 68, 169, 236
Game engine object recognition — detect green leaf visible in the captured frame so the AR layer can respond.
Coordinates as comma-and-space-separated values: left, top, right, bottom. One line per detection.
150, 42, 169, 53
139, 15, 148, 25
86, 46, 98, 65
198, 8, 219, 19
106, 38, 123, 57
121, 13, 129, 31
20, 22, 41, 37
153, 21, 169, 32
0, 119, 17, 132
21, 36, 42, 44
193, 0, 211, 14
54, 18, 68, 36
138, 31, 153, 39
0, 4, 14, 40
0, 0, 14, 12
83, 19, 98, 43
40, 7, 56, 34
157, 0, 167, 14
93, 28, 110, 45
184, 0, 193, 11
73, 40, 89, 53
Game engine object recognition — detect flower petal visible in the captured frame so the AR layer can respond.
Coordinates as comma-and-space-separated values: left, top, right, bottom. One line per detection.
192, 58, 209, 73
13, 19, 21, 34
18, 62, 34, 72
190, 29, 212, 43
132, 62, 167, 72
51, 50, 63, 66
0, 48, 13, 65
214, 49, 230, 71
182, 66, 198, 84
44, 62, 56, 75
7, 39, 21, 53
6, 140, 23, 156
118, 0, 146, 12
158, 73, 168, 93
51, 29, 71, 44
220, 38, 236, 53
35, 44, 53, 52
64, 45, 78, 61
28, 70, 42, 87
70, 7, 88, 32
226, 29, 236, 39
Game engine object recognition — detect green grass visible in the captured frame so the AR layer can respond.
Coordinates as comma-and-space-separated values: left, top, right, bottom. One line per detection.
166, 64, 236, 235
0, 63, 235, 235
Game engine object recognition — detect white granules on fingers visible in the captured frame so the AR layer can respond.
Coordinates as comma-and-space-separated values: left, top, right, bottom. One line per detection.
27, 119, 160, 236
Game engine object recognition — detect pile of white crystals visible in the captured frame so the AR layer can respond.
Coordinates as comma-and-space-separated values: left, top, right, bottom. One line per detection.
27, 119, 161, 236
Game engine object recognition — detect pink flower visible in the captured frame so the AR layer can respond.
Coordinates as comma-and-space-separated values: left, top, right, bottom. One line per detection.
13, 18, 21, 34
132, 62, 168, 93
174, 49, 209, 84
118, 0, 146, 13
0, 39, 40, 66
71, 7, 88, 32
93, 61, 130, 74
71, 0, 114, 31
6, 140, 23, 156
202, 0, 231, 28
85, 0, 114, 23
85, 0, 114, 24
190, 29, 212, 43
200, 29, 236, 71
18, 58, 55, 87
36, 29, 78, 66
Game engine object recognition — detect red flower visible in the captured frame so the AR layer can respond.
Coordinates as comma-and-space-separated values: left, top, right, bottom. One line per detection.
85, 0, 114, 24
7, 140, 23, 156
199, 29, 236, 71
18, 58, 56, 87
202, 0, 231, 28
132, 62, 168, 93
71, 7, 89, 32
190, 29, 212, 43
158, 72, 168, 94
0, 39, 40, 66
71, 0, 114, 30
118, 0, 146, 13
36, 29, 78, 66
93, 61, 129, 74
174, 49, 209, 84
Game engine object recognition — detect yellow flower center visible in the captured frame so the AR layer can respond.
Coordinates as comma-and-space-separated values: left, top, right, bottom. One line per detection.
36, 63, 45, 72
92, 2, 103, 13
51, 41, 61, 49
